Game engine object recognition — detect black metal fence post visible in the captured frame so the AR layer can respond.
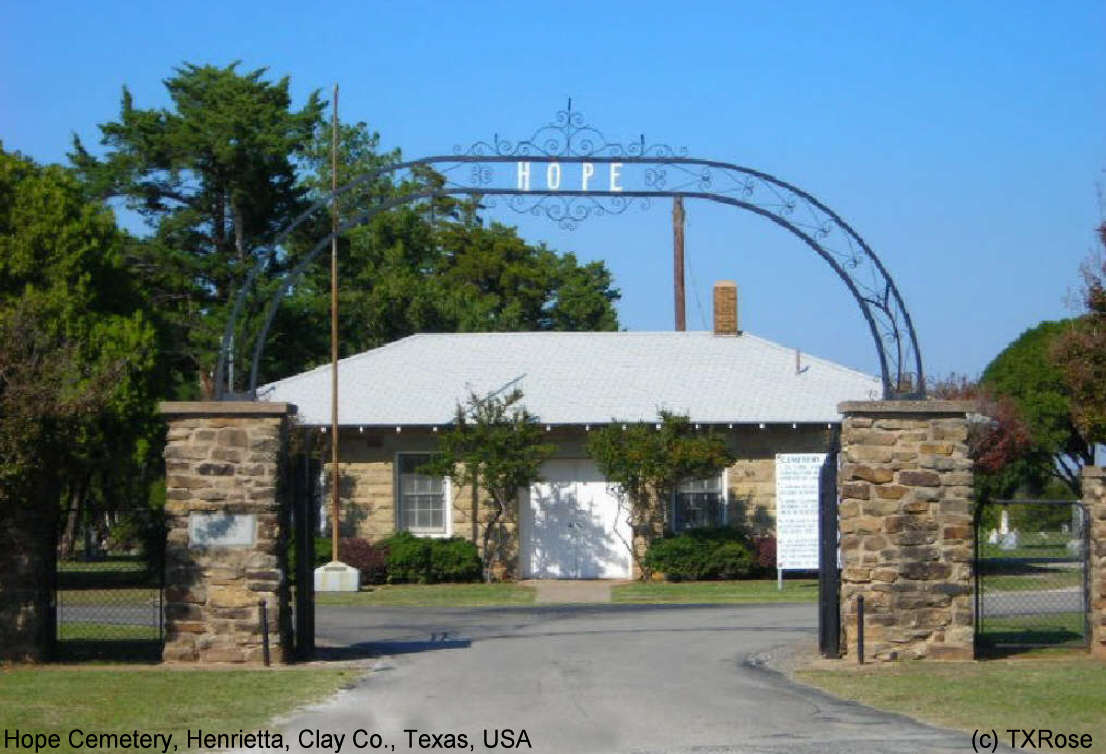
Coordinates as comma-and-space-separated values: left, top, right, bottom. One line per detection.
291, 432, 316, 661
818, 427, 841, 658
259, 599, 271, 667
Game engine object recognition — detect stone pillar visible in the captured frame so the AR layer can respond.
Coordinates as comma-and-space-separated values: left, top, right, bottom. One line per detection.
1084, 466, 1106, 659
160, 401, 295, 664
838, 400, 975, 661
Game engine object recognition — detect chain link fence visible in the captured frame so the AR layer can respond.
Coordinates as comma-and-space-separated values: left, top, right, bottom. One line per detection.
55, 507, 165, 661
975, 499, 1089, 656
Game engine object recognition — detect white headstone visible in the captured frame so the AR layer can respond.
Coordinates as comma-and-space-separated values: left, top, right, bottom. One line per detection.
314, 561, 361, 592
999, 530, 1019, 551
987, 528, 999, 545
999, 509, 1010, 535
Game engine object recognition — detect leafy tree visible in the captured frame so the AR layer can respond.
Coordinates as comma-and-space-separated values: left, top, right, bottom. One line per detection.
70, 62, 324, 395
980, 321, 1091, 496
422, 389, 555, 582
1053, 222, 1106, 448
0, 148, 157, 569
586, 412, 734, 579
0, 147, 160, 510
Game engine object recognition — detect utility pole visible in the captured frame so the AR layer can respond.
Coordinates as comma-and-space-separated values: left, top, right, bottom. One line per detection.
330, 83, 341, 564
673, 196, 686, 331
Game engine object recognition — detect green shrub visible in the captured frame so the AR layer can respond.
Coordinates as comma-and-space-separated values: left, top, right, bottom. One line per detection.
644, 536, 712, 581
713, 541, 754, 579
429, 538, 482, 582
644, 526, 754, 581
383, 531, 433, 583
381, 532, 482, 583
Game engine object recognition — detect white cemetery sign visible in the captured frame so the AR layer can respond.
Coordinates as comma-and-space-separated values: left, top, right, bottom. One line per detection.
775, 453, 826, 571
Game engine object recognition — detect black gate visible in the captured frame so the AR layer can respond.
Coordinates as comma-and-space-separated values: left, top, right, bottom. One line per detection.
974, 499, 1090, 655
54, 506, 166, 662
818, 428, 841, 658
289, 440, 319, 660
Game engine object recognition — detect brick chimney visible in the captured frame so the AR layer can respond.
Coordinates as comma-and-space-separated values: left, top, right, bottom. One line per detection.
713, 281, 740, 336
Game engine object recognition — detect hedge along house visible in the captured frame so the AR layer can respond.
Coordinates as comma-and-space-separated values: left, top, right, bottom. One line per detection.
261, 282, 880, 580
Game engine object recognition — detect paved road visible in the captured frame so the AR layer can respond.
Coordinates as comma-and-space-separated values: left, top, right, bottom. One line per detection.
274, 603, 987, 754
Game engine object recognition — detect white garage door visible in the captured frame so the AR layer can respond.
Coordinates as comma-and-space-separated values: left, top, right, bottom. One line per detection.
522, 459, 632, 579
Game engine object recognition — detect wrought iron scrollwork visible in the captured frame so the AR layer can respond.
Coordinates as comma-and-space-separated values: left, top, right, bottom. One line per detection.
219, 103, 925, 403
454, 99, 688, 160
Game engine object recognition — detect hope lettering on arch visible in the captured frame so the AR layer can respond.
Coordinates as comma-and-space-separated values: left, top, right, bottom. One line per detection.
516, 161, 623, 192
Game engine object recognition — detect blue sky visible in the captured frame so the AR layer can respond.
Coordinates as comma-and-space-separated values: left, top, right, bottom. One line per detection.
3, 1, 1104, 381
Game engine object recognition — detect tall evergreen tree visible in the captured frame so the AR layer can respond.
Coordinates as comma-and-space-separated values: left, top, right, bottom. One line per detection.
70, 62, 324, 395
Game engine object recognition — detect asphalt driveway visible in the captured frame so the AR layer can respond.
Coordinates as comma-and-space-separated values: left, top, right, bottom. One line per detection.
278, 603, 983, 754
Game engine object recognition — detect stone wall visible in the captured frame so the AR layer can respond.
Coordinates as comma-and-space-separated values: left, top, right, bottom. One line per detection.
838, 400, 975, 661
160, 401, 294, 664
1084, 466, 1106, 659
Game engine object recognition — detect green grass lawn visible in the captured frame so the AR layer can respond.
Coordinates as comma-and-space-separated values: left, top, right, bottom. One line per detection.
611, 578, 819, 604
0, 667, 358, 753
977, 535, 1074, 560
981, 568, 1083, 593
316, 583, 536, 607
55, 623, 163, 662
59, 588, 159, 606
58, 557, 147, 573
795, 658, 1106, 746
58, 622, 159, 641
978, 611, 1087, 653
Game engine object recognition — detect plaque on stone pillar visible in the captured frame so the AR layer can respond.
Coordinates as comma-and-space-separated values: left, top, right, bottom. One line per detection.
188, 512, 257, 548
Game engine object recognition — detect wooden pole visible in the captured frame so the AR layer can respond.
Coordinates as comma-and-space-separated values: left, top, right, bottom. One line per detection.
330, 84, 341, 564
673, 196, 686, 331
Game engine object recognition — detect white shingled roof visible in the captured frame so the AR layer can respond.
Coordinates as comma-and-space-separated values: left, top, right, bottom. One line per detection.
259, 331, 882, 426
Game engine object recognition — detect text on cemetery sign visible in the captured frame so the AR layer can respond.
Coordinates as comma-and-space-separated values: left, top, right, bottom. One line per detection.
775, 453, 825, 570
516, 161, 624, 192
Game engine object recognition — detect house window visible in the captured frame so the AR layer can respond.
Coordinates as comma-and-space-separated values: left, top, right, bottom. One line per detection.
672, 475, 726, 532
397, 454, 448, 535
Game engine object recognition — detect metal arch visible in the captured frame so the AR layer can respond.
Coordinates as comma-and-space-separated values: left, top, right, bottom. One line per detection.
220, 107, 925, 401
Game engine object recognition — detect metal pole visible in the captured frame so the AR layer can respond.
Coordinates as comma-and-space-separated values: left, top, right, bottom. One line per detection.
330, 83, 341, 565
673, 197, 686, 331
259, 599, 271, 667
856, 595, 865, 664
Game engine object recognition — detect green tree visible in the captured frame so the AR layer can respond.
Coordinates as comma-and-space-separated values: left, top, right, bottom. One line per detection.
261, 121, 621, 382
70, 62, 324, 395
0, 148, 158, 652
422, 389, 555, 582
980, 321, 1091, 496
586, 412, 735, 579
0, 148, 159, 512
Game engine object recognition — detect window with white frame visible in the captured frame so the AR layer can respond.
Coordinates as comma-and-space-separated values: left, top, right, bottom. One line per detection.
397, 454, 448, 534
672, 474, 726, 532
